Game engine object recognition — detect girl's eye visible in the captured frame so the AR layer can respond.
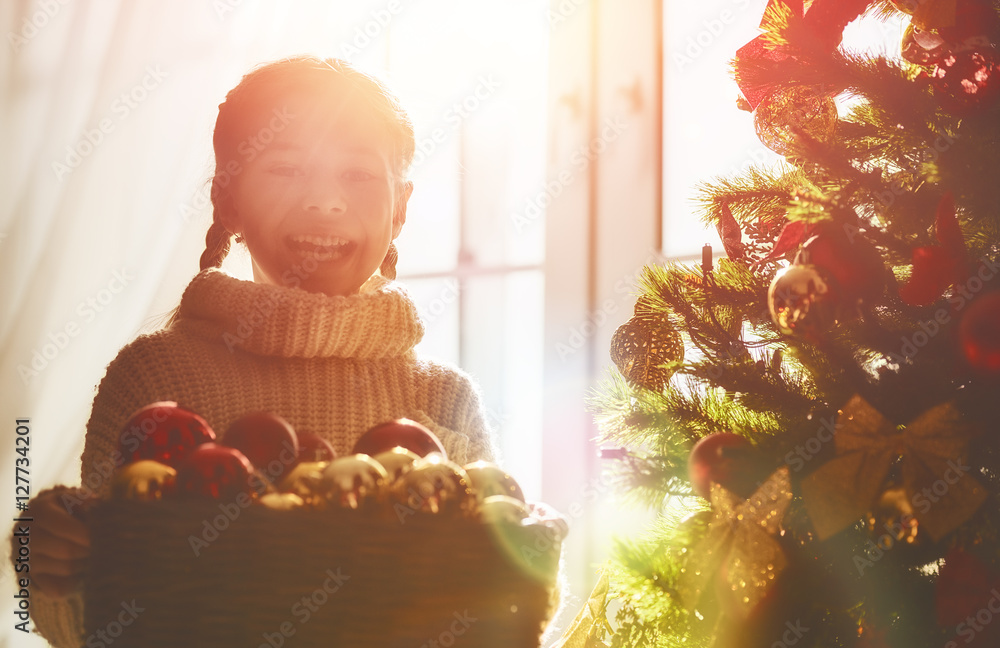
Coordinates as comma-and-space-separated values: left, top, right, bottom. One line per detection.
343, 169, 375, 182
269, 166, 302, 177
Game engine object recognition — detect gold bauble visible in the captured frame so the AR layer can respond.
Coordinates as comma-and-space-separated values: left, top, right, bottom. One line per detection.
111, 460, 176, 501
393, 454, 476, 515
319, 454, 388, 510
464, 461, 525, 502
610, 315, 684, 391
753, 86, 838, 157
372, 447, 421, 485
277, 461, 328, 506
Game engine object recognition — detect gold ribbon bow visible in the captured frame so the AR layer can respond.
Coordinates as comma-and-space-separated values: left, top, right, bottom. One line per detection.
801, 395, 985, 542
550, 567, 612, 648
678, 467, 792, 619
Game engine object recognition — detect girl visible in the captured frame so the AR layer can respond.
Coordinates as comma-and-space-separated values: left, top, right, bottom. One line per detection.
14, 55, 501, 647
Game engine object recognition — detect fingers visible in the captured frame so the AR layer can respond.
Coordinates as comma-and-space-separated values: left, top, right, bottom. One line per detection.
32, 527, 90, 565
30, 492, 91, 548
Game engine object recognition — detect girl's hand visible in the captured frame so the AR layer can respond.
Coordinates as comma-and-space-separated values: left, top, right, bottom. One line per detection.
14, 487, 91, 597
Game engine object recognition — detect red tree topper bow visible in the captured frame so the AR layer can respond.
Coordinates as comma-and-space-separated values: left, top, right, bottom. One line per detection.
899, 192, 970, 306
735, 0, 875, 110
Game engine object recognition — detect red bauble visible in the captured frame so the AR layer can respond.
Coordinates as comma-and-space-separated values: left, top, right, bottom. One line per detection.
795, 224, 886, 304
174, 443, 254, 499
935, 547, 1000, 626
119, 401, 216, 467
296, 431, 337, 463
222, 412, 298, 481
932, 48, 1000, 115
351, 418, 447, 459
688, 433, 763, 500
960, 292, 1000, 373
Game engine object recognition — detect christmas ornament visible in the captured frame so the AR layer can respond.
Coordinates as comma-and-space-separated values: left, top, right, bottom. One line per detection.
478, 495, 532, 525
734, 0, 872, 108
935, 547, 1000, 626
687, 433, 763, 500
610, 315, 684, 391
174, 443, 254, 500
678, 467, 793, 619
753, 85, 838, 157
110, 460, 176, 501
295, 431, 337, 463
801, 395, 986, 541
525, 501, 571, 543
795, 223, 887, 304
222, 412, 298, 482
351, 418, 447, 458
119, 401, 215, 467
319, 454, 388, 510
464, 461, 525, 502
932, 47, 1000, 114
373, 447, 421, 484
277, 461, 328, 506
866, 484, 922, 546
900, 192, 969, 306
717, 203, 746, 261
960, 292, 1000, 373
393, 454, 476, 516
767, 264, 841, 337
902, 22, 949, 65
258, 492, 305, 510
759, 220, 815, 265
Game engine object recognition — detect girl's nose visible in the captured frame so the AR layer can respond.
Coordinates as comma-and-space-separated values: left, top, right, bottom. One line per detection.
303, 179, 347, 215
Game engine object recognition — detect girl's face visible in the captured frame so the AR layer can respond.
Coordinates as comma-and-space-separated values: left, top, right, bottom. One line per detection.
225, 89, 411, 297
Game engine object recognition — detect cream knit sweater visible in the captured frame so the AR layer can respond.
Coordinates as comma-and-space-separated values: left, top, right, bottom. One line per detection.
20, 267, 501, 647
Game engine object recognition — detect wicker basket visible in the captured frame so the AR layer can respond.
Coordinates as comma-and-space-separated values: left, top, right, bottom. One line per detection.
84, 499, 562, 647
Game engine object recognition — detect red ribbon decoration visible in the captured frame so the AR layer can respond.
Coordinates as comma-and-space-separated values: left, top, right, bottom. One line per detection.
735, 0, 875, 110
899, 192, 970, 306
716, 203, 746, 260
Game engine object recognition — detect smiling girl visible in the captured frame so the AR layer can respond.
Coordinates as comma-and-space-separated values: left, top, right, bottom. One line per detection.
14, 55, 501, 647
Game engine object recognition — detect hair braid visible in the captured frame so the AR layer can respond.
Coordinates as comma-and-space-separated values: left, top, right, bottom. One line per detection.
199, 218, 234, 271
379, 242, 398, 280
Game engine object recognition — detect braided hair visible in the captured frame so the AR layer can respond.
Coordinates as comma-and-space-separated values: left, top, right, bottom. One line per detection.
164, 56, 415, 328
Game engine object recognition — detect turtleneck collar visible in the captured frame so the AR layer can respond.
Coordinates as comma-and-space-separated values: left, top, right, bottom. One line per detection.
173, 268, 424, 359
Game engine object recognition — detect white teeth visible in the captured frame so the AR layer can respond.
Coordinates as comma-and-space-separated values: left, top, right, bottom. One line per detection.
290, 234, 348, 247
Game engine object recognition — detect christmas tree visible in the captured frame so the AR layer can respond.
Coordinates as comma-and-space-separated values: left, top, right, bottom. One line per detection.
554, 1, 1000, 647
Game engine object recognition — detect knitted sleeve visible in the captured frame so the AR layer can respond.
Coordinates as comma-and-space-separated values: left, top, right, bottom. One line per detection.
21, 339, 155, 647
410, 366, 502, 467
